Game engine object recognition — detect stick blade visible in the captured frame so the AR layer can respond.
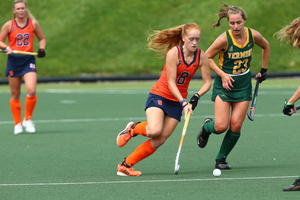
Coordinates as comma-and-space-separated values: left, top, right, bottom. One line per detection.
247, 112, 254, 121
174, 165, 180, 175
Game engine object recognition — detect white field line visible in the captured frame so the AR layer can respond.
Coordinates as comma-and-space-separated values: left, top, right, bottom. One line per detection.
0, 113, 297, 125
0, 176, 297, 187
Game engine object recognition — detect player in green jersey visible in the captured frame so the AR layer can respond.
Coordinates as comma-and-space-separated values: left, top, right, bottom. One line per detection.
197, 3, 270, 169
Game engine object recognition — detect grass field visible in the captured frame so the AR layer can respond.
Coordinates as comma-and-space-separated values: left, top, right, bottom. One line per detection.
0, 78, 300, 199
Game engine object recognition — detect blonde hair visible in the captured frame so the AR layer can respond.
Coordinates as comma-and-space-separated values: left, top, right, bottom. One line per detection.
274, 18, 300, 48
13, 0, 36, 20
147, 23, 200, 56
213, 3, 247, 28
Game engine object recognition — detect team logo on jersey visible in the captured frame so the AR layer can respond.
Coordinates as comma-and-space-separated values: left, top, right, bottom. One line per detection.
30, 63, 36, 70
228, 46, 234, 51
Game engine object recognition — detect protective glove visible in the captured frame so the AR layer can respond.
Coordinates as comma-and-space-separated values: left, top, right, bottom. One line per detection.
258, 68, 267, 83
283, 100, 294, 116
189, 93, 200, 110
37, 48, 46, 58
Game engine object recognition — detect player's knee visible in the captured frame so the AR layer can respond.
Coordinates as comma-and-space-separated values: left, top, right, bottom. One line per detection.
230, 122, 242, 132
214, 124, 228, 134
146, 128, 161, 138
26, 90, 36, 97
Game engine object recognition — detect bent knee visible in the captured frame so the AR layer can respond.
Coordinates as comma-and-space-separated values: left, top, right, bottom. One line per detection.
214, 125, 228, 134
146, 128, 161, 138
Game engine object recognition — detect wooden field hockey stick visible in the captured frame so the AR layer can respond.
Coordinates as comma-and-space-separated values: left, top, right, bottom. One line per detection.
0, 48, 38, 56
174, 108, 191, 175
247, 79, 260, 121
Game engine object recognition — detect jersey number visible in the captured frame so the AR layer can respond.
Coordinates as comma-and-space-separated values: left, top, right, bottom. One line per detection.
16, 33, 30, 46
177, 72, 190, 85
233, 59, 249, 74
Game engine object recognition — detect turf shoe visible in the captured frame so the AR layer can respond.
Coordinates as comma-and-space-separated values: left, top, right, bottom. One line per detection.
23, 119, 36, 133
14, 123, 23, 135
117, 161, 142, 176
283, 179, 300, 191
116, 121, 140, 147
215, 158, 231, 170
196, 118, 213, 148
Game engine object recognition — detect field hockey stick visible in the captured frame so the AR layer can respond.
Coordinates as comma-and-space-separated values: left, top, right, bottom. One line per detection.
247, 79, 260, 121
0, 48, 38, 56
174, 108, 191, 175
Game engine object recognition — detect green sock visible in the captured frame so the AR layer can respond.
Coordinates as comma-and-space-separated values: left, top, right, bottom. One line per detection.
204, 120, 216, 133
216, 129, 240, 160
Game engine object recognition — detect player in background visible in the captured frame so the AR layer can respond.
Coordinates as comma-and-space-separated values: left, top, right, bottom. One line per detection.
275, 17, 300, 192
0, 0, 46, 134
197, 3, 270, 169
116, 23, 212, 176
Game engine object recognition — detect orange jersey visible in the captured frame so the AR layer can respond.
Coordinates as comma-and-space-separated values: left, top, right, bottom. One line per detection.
150, 46, 201, 101
8, 18, 35, 52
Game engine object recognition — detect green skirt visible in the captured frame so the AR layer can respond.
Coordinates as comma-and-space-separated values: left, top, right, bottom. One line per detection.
211, 72, 252, 102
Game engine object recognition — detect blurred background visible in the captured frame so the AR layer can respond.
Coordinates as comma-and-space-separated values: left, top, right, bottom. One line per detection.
0, 0, 299, 80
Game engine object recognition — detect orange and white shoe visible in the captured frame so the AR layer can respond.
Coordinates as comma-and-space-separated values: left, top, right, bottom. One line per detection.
117, 163, 142, 176
116, 122, 140, 147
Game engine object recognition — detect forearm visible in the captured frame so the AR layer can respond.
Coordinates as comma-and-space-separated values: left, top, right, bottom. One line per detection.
288, 86, 300, 104
39, 38, 46, 49
208, 59, 224, 76
261, 47, 270, 69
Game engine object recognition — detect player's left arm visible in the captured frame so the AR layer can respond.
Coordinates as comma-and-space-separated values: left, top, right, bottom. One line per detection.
189, 51, 212, 110
198, 51, 212, 96
252, 29, 270, 82
33, 20, 46, 49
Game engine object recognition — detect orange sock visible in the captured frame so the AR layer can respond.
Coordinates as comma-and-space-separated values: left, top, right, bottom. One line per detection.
133, 122, 148, 137
24, 95, 37, 120
125, 140, 156, 167
10, 99, 22, 125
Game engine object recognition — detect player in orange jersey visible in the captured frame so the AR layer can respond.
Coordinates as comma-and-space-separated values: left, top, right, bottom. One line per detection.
116, 23, 212, 176
0, 0, 46, 134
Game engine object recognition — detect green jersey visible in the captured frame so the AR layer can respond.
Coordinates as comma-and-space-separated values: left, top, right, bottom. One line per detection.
218, 27, 254, 75
212, 27, 254, 102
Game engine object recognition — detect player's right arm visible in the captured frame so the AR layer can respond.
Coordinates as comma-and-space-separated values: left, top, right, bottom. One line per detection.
283, 86, 300, 115
0, 21, 12, 52
206, 33, 234, 91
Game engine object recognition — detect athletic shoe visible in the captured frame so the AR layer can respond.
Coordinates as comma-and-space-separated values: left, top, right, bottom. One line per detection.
196, 118, 213, 148
215, 158, 231, 170
117, 162, 142, 176
14, 123, 23, 135
23, 119, 36, 133
283, 179, 300, 191
116, 121, 140, 147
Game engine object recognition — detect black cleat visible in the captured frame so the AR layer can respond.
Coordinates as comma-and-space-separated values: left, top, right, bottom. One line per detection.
196, 118, 213, 148
283, 179, 300, 191
215, 158, 231, 170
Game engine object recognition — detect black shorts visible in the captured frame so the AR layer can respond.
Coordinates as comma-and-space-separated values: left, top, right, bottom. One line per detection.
5, 54, 37, 77
145, 93, 182, 122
